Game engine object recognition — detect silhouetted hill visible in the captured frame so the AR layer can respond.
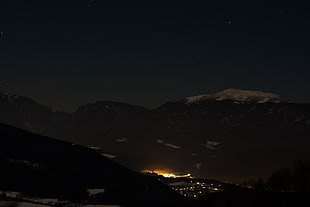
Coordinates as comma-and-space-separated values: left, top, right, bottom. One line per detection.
0, 123, 184, 206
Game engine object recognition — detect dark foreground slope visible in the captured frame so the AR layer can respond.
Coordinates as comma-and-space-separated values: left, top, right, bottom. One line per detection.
0, 123, 187, 207
0, 121, 309, 207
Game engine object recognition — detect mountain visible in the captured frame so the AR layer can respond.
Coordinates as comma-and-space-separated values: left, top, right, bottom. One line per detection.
0, 92, 72, 139
154, 94, 310, 180
185, 89, 288, 104
0, 92, 54, 131
0, 89, 309, 181
71, 101, 150, 145
0, 122, 184, 206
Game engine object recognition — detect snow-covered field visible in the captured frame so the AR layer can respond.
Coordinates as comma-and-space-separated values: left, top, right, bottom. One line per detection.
0, 201, 49, 207
0, 191, 121, 207
0, 202, 121, 207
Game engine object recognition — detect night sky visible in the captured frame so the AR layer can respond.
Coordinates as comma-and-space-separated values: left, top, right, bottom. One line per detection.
1, 0, 310, 112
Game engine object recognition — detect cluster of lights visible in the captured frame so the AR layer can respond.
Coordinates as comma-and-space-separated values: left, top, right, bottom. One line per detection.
172, 181, 222, 198
157, 172, 191, 178
141, 169, 224, 199
142, 169, 191, 178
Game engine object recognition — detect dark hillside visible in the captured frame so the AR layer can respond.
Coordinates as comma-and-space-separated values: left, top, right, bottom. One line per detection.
0, 123, 184, 206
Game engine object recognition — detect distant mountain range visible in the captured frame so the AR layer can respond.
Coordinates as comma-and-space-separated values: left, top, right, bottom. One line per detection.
1, 89, 310, 181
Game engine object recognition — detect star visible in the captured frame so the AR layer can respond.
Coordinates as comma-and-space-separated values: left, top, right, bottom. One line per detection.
0, 31, 6, 39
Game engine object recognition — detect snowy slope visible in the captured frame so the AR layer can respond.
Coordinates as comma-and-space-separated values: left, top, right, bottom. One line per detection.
185, 89, 287, 104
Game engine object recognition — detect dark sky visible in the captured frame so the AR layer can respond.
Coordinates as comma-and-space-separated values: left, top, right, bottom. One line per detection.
1, 0, 310, 112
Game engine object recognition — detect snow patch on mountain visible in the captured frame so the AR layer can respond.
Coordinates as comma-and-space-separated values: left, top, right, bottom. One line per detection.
0, 201, 50, 207
8, 159, 40, 169
186, 89, 287, 104
156, 139, 164, 144
87, 189, 106, 196
194, 163, 202, 169
0, 191, 21, 198
1, 93, 22, 101
156, 139, 181, 149
164, 143, 181, 149
101, 153, 117, 159
202, 141, 220, 150
115, 137, 128, 143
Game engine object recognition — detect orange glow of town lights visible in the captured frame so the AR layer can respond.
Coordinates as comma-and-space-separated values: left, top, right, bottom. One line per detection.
152, 170, 191, 178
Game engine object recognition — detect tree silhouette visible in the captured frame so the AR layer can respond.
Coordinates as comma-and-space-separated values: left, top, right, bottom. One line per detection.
292, 159, 310, 192
268, 168, 292, 192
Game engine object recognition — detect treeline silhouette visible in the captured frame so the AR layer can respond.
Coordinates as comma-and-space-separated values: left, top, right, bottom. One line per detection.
243, 159, 310, 192
195, 160, 310, 207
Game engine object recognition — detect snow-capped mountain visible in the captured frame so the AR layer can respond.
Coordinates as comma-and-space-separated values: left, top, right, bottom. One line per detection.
1, 92, 22, 100
185, 89, 288, 104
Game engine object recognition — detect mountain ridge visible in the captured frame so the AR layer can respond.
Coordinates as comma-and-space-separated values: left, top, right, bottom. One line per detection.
185, 89, 288, 104
0, 89, 310, 181
0, 89, 295, 113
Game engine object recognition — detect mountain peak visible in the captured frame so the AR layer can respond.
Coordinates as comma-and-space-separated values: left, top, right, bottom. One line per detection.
185, 89, 288, 104
0, 92, 22, 100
